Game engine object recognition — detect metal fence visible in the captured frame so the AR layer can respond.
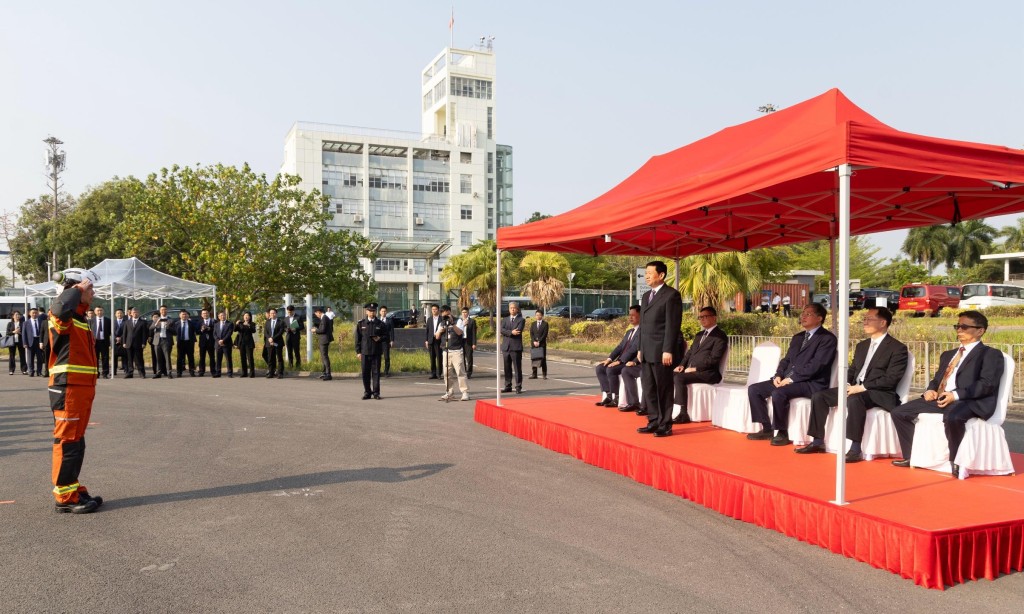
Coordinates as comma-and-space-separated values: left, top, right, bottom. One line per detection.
725, 336, 1024, 401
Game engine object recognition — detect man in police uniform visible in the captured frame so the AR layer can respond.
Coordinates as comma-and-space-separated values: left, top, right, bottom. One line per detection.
356, 302, 386, 399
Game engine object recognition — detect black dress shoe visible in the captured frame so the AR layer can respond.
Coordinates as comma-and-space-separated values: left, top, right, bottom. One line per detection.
746, 430, 774, 441
428, 375, 439, 380
515, 388, 522, 394
249, 373, 255, 378
892, 459, 911, 468
501, 387, 513, 393
845, 450, 864, 463
323, 376, 332, 381
362, 394, 372, 400
795, 443, 827, 454
770, 435, 792, 447
951, 463, 961, 478
124, 374, 133, 379
55, 499, 99, 514
635, 408, 648, 416
595, 399, 609, 406
228, 373, 234, 378
152, 374, 162, 379
277, 374, 283, 379
654, 427, 673, 438
637, 425, 658, 434
372, 394, 381, 400
528, 374, 538, 379
672, 415, 691, 425
602, 398, 618, 407
619, 404, 640, 413
78, 492, 103, 508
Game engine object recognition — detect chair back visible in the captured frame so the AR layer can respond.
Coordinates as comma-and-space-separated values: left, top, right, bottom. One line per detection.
747, 342, 781, 387
718, 347, 730, 377
990, 352, 1015, 426
828, 359, 840, 387
896, 352, 916, 404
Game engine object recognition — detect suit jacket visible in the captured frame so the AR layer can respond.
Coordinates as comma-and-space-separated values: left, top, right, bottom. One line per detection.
22, 315, 43, 348
608, 326, 641, 363
264, 318, 285, 347
152, 318, 175, 346
314, 315, 334, 343
285, 315, 302, 338
424, 315, 442, 344
6, 318, 24, 341
356, 318, 386, 355
234, 321, 257, 348
170, 319, 196, 345
380, 317, 394, 343
113, 317, 127, 346
775, 327, 837, 387
500, 314, 526, 352
88, 316, 111, 347
681, 326, 728, 382
462, 317, 477, 346
124, 318, 149, 349
847, 335, 909, 410
639, 284, 682, 364
214, 320, 234, 348
926, 342, 1004, 419
198, 317, 216, 348
530, 320, 549, 348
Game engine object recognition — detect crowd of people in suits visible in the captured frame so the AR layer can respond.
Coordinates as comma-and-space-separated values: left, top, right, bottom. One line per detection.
594, 260, 1005, 479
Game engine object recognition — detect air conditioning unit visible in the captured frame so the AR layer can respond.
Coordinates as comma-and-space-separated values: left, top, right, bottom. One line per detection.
415, 217, 424, 225
406, 268, 415, 275
353, 214, 363, 223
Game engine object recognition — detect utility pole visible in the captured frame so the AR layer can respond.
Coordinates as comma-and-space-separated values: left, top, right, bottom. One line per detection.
44, 136, 66, 276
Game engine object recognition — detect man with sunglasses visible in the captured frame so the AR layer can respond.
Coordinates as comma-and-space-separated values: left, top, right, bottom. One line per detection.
671, 306, 728, 423
891, 310, 1004, 477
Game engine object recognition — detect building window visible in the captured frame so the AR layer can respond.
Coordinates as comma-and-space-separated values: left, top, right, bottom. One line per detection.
487, 107, 493, 139
374, 259, 403, 272
412, 172, 450, 193
460, 152, 472, 164
487, 208, 494, 228
487, 178, 494, 204
487, 152, 493, 174
333, 199, 361, 215
460, 205, 473, 220
368, 168, 407, 190
461, 231, 473, 246
460, 174, 472, 194
449, 76, 492, 100
323, 165, 363, 187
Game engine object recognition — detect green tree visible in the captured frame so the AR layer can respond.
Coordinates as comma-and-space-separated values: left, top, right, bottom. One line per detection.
113, 163, 374, 316
440, 239, 518, 313
8, 192, 77, 283
945, 219, 995, 269
871, 258, 934, 290
902, 225, 948, 274
778, 238, 882, 291
524, 211, 551, 224
944, 260, 1003, 285
518, 251, 570, 310
998, 218, 1024, 252
676, 252, 763, 314
56, 177, 138, 270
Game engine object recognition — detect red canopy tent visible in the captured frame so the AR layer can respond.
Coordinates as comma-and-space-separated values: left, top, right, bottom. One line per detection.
493, 88, 1024, 505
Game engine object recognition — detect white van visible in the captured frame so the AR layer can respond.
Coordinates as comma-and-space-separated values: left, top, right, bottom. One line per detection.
0, 296, 39, 338
959, 283, 1024, 309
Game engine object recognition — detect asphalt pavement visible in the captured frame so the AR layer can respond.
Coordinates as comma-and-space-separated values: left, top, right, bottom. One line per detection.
2, 353, 1023, 612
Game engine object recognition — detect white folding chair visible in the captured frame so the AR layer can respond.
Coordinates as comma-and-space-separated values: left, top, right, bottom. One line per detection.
955, 353, 1015, 478
825, 352, 914, 460
617, 371, 643, 408
785, 361, 839, 446
711, 342, 781, 433
672, 348, 730, 422
911, 352, 1014, 477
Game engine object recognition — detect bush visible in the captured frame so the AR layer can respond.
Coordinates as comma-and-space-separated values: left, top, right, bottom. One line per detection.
570, 320, 606, 341
544, 317, 571, 342
680, 315, 701, 341
970, 305, 1024, 319
474, 316, 494, 341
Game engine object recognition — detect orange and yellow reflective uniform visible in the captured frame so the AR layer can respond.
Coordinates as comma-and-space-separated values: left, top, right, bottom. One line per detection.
47, 286, 98, 504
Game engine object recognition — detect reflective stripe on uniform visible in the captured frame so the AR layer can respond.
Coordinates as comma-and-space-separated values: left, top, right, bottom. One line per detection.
72, 320, 91, 331
49, 364, 98, 375
53, 482, 80, 495
54, 417, 80, 422
49, 317, 70, 333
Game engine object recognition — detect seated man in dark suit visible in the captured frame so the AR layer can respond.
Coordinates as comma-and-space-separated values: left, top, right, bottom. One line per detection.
747, 303, 837, 446
796, 307, 908, 462
595, 305, 641, 408
672, 306, 728, 424
891, 310, 1004, 477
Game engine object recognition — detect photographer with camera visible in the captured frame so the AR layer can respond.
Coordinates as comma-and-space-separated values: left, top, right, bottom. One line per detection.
435, 305, 469, 402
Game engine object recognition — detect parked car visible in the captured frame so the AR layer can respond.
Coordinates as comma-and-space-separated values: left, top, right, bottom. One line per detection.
585, 307, 626, 321
959, 283, 1024, 310
898, 284, 962, 316
849, 288, 899, 312
386, 309, 414, 328
467, 306, 490, 318
548, 305, 585, 318
811, 293, 831, 310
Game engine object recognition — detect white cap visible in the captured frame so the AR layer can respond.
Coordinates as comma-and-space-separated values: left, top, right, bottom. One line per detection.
55, 267, 100, 288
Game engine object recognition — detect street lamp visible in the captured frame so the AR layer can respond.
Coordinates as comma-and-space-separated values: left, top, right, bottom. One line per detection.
568, 272, 576, 319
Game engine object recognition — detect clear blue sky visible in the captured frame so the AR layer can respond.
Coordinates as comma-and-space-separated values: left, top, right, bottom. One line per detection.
2, 1, 1022, 260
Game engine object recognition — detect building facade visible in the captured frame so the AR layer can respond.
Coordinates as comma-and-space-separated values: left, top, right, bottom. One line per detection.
280, 45, 513, 311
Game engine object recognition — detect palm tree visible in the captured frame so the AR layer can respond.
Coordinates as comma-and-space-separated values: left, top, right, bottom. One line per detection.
518, 251, 570, 311
945, 219, 995, 268
440, 240, 516, 313
999, 218, 1024, 252
902, 226, 948, 274
676, 252, 762, 314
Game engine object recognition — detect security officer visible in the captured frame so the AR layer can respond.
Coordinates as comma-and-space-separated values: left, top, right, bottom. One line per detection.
356, 302, 386, 399
48, 268, 103, 514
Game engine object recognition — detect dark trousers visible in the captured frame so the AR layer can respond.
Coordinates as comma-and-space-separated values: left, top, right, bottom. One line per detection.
27, 345, 44, 375
156, 340, 173, 375
128, 345, 146, 376
286, 333, 301, 366
503, 350, 522, 390
267, 344, 283, 375
198, 342, 215, 374
361, 353, 381, 394
319, 342, 331, 376
177, 341, 195, 374
672, 370, 721, 408
113, 343, 127, 374
8, 344, 26, 373
531, 350, 547, 377
641, 360, 674, 429
747, 379, 822, 432
891, 398, 990, 462
428, 341, 441, 377
94, 341, 110, 376
595, 362, 625, 394
239, 345, 255, 375
381, 343, 391, 375
464, 344, 474, 375
216, 344, 233, 374
621, 364, 643, 408
808, 388, 880, 442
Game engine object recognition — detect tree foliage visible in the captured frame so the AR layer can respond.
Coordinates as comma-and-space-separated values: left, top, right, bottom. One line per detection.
945, 219, 996, 269
902, 225, 948, 274
676, 252, 763, 314
8, 192, 77, 282
518, 251, 569, 310
998, 218, 1024, 252
778, 238, 882, 290
440, 240, 518, 312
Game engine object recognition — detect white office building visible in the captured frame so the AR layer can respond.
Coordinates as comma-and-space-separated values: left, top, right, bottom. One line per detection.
280, 44, 513, 311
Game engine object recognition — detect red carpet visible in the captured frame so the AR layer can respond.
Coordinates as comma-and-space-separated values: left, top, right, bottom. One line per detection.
475, 396, 1024, 590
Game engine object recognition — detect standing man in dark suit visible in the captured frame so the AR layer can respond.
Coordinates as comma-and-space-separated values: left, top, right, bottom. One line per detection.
500, 301, 526, 394
91, 306, 112, 379
378, 305, 393, 377
797, 307, 908, 462
891, 310, 1004, 477
313, 306, 334, 380
171, 310, 196, 376
595, 305, 641, 408
36, 308, 51, 376
264, 307, 284, 378
747, 303, 837, 446
356, 302, 386, 399
123, 307, 148, 378
460, 307, 477, 378
424, 304, 441, 379
637, 261, 683, 437
197, 308, 215, 376
153, 307, 174, 378
284, 305, 302, 369
113, 308, 127, 376
529, 309, 549, 380
214, 311, 234, 378
23, 307, 44, 376
672, 306, 728, 424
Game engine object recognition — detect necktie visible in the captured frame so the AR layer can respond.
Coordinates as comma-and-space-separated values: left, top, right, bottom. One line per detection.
857, 339, 880, 384
98, 318, 103, 340
698, 329, 709, 345
938, 347, 965, 392
626, 328, 634, 342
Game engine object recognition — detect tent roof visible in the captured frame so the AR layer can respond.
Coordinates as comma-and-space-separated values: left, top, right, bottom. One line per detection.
497, 88, 1024, 256
24, 257, 216, 300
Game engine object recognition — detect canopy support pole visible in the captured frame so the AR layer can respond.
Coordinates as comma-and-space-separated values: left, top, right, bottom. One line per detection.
829, 239, 837, 333
673, 258, 680, 289
832, 164, 852, 506
110, 286, 115, 378
495, 246, 503, 405
305, 293, 314, 362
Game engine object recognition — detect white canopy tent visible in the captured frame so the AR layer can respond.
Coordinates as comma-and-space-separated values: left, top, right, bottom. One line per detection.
25, 257, 217, 376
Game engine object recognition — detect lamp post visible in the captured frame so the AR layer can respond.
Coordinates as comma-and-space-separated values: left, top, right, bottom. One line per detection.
568, 272, 576, 320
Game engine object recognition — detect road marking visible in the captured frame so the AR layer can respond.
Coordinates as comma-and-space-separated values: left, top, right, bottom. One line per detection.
551, 378, 590, 386
0, 500, 15, 504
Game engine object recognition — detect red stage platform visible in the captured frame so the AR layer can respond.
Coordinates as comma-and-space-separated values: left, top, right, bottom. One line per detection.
475, 396, 1024, 590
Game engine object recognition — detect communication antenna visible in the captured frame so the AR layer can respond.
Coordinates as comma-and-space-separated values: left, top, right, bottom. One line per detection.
43, 136, 66, 274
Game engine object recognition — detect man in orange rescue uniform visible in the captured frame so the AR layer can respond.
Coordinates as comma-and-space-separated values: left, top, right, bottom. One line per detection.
48, 268, 103, 514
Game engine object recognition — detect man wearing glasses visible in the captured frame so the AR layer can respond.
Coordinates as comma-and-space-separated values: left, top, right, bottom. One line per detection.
671, 306, 728, 423
796, 307, 908, 462
891, 310, 1004, 477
